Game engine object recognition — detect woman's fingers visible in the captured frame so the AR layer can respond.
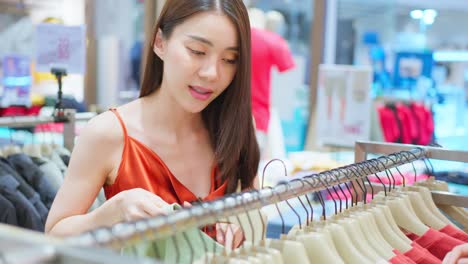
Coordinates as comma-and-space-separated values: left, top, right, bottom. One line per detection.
141, 201, 167, 217
216, 223, 244, 249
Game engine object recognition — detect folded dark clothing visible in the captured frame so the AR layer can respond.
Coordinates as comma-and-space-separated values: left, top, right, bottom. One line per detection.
433, 171, 468, 185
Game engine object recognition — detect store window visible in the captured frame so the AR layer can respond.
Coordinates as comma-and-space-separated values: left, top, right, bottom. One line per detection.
335, 0, 468, 149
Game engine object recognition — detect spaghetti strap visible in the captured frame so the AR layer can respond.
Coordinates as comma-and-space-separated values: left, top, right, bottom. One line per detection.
109, 108, 128, 138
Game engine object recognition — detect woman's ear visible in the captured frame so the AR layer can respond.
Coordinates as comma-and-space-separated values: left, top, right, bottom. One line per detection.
153, 28, 165, 60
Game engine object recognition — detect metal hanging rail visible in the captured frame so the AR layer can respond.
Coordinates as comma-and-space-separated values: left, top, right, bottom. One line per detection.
356, 141, 468, 208
66, 147, 427, 249
0, 109, 96, 151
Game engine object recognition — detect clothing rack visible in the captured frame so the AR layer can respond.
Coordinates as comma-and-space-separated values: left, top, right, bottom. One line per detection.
0, 224, 159, 264
355, 141, 468, 208
66, 146, 433, 249
0, 109, 96, 151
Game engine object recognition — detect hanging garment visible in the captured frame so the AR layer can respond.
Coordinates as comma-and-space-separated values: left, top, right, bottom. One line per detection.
7, 153, 57, 208
123, 204, 223, 264
30, 156, 63, 191
0, 175, 43, 231
438, 224, 468, 243
0, 193, 17, 225
410, 103, 433, 145
0, 158, 48, 223
403, 242, 441, 264
408, 228, 465, 260
395, 103, 418, 144
377, 105, 400, 142
250, 27, 295, 133
104, 109, 227, 205
45, 151, 67, 175
389, 249, 417, 264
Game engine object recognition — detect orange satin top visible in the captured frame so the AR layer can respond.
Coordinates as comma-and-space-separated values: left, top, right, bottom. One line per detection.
103, 108, 227, 205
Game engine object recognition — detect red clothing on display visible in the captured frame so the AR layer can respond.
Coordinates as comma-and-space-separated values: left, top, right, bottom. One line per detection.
251, 27, 295, 132
104, 109, 227, 204
377, 105, 400, 142
403, 242, 441, 264
395, 103, 418, 144
409, 228, 465, 260
439, 224, 468, 243
410, 103, 433, 145
390, 249, 417, 264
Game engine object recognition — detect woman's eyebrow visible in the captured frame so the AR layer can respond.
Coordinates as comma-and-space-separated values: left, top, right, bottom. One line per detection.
186, 34, 239, 51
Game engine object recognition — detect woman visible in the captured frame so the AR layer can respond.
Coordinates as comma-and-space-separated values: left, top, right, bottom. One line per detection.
45, 0, 259, 243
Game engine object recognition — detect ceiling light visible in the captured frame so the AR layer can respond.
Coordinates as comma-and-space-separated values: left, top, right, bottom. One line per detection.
410, 9, 423, 19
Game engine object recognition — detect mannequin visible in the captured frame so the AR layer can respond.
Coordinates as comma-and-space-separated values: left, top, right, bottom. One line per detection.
265, 10, 286, 36
248, 7, 266, 29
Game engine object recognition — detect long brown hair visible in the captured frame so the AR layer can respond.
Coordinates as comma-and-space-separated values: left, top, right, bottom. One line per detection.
140, 0, 259, 193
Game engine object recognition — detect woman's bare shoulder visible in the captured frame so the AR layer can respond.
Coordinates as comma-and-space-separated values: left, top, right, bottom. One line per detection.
77, 110, 125, 147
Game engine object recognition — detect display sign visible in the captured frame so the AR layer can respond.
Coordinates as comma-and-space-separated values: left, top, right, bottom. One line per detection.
316, 64, 373, 147
35, 23, 86, 74
1, 55, 32, 107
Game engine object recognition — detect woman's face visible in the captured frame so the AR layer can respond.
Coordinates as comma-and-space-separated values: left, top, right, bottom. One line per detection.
154, 11, 239, 113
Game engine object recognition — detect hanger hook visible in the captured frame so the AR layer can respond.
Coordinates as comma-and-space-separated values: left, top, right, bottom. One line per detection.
340, 166, 358, 207
374, 156, 395, 192
382, 155, 398, 190
277, 181, 303, 230
323, 170, 343, 212
371, 158, 392, 197
353, 162, 368, 203
360, 160, 375, 204
402, 150, 423, 183
299, 177, 315, 223
330, 169, 350, 210
289, 179, 310, 226
347, 163, 368, 204
304, 175, 326, 220
386, 153, 407, 187
315, 173, 338, 215
262, 158, 288, 188
264, 186, 286, 234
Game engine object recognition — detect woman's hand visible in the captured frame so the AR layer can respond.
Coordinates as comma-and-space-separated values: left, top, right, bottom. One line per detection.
183, 201, 244, 249
443, 244, 468, 264
216, 223, 244, 249
112, 188, 169, 222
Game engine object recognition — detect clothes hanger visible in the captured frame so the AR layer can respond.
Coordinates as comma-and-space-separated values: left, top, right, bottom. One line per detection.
365, 158, 414, 243
235, 190, 279, 264
336, 164, 398, 261
386, 152, 446, 230
372, 156, 429, 237
291, 176, 345, 264
308, 172, 376, 262
263, 185, 310, 264
363, 159, 413, 253
402, 150, 455, 225
323, 169, 385, 262
218, 194, 262, 264
309, 172, 374, 264
347, 160, 397, 260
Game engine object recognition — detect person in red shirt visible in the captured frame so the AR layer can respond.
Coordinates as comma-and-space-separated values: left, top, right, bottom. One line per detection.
250, 26, 295, 153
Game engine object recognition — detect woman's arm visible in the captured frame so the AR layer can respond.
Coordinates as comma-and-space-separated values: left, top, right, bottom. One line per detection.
45, 113, 123, 235
45, 112, 167, 236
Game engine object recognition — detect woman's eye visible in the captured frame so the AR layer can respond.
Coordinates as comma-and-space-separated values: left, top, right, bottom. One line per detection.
223, 58, 238, 65
188, 48, 205, 55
